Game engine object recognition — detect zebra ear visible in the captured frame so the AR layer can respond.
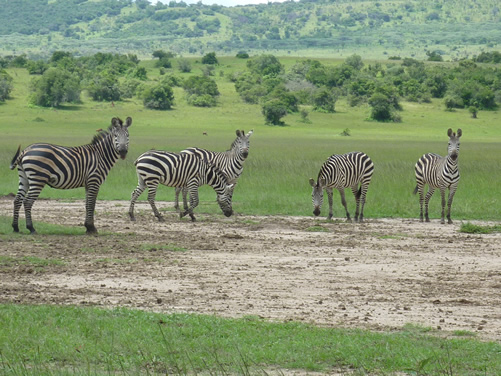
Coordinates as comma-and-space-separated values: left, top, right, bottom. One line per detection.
309, 178, 316, 187
457, 128, 462, 138
447, 128, 453, 137
111, 117, 121, 128
247, 130, 254, 137
124, 117, 132, 128
236, 130, 242, 137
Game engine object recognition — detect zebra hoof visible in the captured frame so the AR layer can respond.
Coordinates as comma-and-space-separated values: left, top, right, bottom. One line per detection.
12, 225, 19, 233
157, 216, 165, 222
85, 224, 98, 235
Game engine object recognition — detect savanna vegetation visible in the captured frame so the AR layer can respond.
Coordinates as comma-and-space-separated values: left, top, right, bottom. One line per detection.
0, 0, 500, 60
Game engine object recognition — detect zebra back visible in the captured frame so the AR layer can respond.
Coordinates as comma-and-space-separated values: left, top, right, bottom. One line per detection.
180, 129, 253, 183
135, 151, 230, 193
317, 151, 374, 189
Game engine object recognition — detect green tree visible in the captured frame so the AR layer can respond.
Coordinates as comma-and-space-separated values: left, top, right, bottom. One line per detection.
87, 73, 121, 102
178, 58, 192, 73
0, 70, 13, 102
142, 82, 174, 110
262, 98, 288, 125
30, 67, 81, 107
368, 92, 397, 122
183, 75, 219, 107
202, 52, 218, 65
247, 54, 283, 77
312, 87, 337, 112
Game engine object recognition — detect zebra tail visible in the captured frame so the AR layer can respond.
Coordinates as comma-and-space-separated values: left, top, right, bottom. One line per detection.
9, 145, 21, 170
412, 185, 418, 195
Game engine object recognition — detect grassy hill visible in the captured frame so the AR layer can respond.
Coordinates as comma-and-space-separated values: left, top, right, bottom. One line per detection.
0, 0, 500, 59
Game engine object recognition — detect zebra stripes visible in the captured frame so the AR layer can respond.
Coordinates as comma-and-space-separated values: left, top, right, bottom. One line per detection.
129, 151, 234, 222
414, 128, 462, 224
174, 129, 253, 211
10, 117, 132, 234
309, 151, 374, 222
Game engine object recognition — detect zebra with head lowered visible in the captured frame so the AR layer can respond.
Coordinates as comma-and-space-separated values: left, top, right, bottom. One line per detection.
414, 128, 462, 224
10, 117, 132, 234
309, 151, 374, 222
129, 151, 234, 222
174, 129, 253, 211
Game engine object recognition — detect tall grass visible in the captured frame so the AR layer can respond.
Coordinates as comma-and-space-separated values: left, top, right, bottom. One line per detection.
1, 305, 499, 375
1, 61, 500, 221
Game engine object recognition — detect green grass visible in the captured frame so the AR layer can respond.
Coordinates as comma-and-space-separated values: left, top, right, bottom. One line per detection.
0, 304, 499, 375
1, 62, 500, 222
459, 222, 501, 234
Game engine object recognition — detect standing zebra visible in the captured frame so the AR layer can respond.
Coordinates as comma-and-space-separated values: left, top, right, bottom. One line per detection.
174, 129, 253, 211
309, 151, 374, 222
10, 117, 132, 234
129, 151, 234, 222
414, 128, 462, 224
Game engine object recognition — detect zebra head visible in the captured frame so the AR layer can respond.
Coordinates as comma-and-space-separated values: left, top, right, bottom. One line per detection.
234, 130, 253, 159
111, 117, 132, 159
309, 177, 325, 216
447, 128, 462, 161
217, 183, 234, 217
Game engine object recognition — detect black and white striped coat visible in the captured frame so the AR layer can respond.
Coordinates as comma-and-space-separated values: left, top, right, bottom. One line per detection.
309, 151, 374, 222
414, 128, 462, 224
174, 129, 253, 211
129, 151, 234, 222
10, 117, 132, 234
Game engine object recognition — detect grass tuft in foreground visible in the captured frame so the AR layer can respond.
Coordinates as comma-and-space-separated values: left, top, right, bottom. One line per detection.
0, 305, 499, 375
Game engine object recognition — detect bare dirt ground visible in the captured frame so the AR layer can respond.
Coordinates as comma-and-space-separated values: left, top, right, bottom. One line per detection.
1, 197, 500, 343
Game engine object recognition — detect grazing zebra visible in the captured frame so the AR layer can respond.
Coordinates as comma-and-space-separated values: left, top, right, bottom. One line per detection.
174, 129, 253, 211
309, 151, 374, 222
10, 117, 132, 234
414, 128, 462, 224
129, 151, 234, 222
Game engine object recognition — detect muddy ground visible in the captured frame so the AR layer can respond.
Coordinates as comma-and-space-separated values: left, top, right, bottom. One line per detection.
1, 197, 500, 343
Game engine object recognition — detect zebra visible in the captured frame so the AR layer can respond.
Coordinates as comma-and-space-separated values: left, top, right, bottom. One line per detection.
129, 151, 234, 222
413, 128, 462, 224
10, 117, 132, 234
309, 151, 374, 222
174, 129, 253, 212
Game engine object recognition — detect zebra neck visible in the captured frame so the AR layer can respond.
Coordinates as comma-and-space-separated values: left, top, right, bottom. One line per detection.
90, 134, 119, 171
444, 156, 459, 174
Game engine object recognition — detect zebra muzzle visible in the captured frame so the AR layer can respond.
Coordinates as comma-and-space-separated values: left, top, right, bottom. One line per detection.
313, 207, 321, 216
119, 150, 128, 160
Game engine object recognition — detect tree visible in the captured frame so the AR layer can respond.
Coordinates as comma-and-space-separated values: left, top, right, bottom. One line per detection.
368, 92, 398, 122
202, 52, 218, 65
178, 58, 192, 73
87, 73, 121, 102
262, 98, 288, 125
246, 54, 283, 77
30, 67, 81, 107
312, 87, 337, 112
142, 82, 174, 110
0, 70, 13, 102
183, 75, 219, 107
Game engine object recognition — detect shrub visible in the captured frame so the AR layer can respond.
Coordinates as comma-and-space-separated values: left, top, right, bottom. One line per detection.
368, 92, 397, 122
30, 67, 81, 107
142, 83, 174, 110
87, 73, 121, 102
312, 87, 337, 113
0, 70, 13, 102
202, 52, 218, 65
183, 75, 219, 107
178, 58, 192, 73
262, 98, 288, 125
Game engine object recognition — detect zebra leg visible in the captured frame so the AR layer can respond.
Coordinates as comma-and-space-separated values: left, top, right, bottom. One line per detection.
146, 180, 164, 222
181, 186, 198, 222
129, 179, 146, 221
338, 188, 351, 222
23, 184, 45, 235
440, 188, 447, 224
446, 185, 458, 224
351, 185, 360, 222
182, 187, 189, 211
326, 187, 334, 220
12, 169, 28, 233
174, 187, 181, 211
84, 184, 100, 234
357, 184, 370, 223
424, 187, 435, 223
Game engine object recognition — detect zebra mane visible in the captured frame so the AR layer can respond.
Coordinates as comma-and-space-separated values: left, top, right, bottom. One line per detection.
91, 125, 113, 145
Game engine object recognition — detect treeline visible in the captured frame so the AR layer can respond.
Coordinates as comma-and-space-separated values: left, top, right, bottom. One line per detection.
1, 51, 500, 124
230, 53, 501, 124
0, 0, 500, 58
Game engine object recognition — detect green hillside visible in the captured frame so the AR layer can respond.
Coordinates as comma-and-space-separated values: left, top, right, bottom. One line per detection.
0, 0, 500, 59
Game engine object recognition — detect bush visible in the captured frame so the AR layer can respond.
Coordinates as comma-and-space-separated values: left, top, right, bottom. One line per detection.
87, 73, 121, 102
201, 52, 218, 65
30, 67, 81, 107
142, 83, 174, 110
178, 58, 192, 73
312, 87, 337, 113
0, 70, 13, 102
183, 75, 219, 107
262, 98, 288, 125
368, 92, 397, 122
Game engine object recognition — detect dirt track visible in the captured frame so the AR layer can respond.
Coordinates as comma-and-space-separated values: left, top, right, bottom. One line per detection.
1, 197, 500, 342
